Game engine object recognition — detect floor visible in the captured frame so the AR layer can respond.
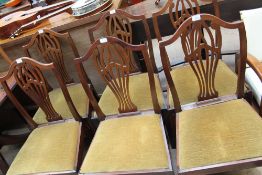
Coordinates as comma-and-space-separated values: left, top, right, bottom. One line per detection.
1, 27, 262, 175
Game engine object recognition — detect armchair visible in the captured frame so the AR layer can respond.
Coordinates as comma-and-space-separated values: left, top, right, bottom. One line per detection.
74, 36, 172, 174
240, 8, 262, 115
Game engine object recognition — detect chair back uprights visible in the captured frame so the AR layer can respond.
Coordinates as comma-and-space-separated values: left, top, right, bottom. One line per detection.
152, 0, 220, 41
74, 36, 161, 121
0, 58, 82, 124
88, 9, 157, 72
159, 14, 247, 112
23, 29, 80, 84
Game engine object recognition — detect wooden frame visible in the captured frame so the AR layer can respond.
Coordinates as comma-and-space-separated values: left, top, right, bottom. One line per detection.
159, 14, 247, 112
88, 9, 158, 72
159, 14, 251, 174
245, 53, 262, 115
152, 0, 220, 42
23, 29, 80, 84
74, 36, 161, 121
0, 57, 82, 123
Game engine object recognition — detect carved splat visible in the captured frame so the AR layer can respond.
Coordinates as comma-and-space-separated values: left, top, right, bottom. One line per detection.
180, 20, 222, 101
32, 32, 73, 84
13, 61, 62, 122
169, 0, 200, 30
94, 42, 137, 113
105, 15, 138, 72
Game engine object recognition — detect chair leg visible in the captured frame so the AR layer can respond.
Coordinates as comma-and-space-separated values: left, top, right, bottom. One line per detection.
0, 152, 9, 174
161, 109, 176, 149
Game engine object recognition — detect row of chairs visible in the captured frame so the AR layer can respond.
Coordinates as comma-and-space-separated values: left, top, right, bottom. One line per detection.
1, 0, 262, 175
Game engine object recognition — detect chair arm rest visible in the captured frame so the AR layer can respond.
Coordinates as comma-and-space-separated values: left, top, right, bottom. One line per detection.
247, 54, 262, 82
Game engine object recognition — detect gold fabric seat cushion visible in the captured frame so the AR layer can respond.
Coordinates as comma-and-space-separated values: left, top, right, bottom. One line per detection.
7, 121, 81, 175
169, 60, 238, 106
80, 114, 169, 174
98, 73, 164, 116
34, 83, 89, 124
178, 99, 262, 170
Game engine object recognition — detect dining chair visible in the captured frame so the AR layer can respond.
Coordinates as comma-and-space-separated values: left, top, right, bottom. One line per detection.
74, 36, 172, 174
159, 14, 262, 174
23, 29, 94, 126
0, 57, 87, 175
240, 7, 262, 115
88, 9, 157, 72
152, 0, 221, 71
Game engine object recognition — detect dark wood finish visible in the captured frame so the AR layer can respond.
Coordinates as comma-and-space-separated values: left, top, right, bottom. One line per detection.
74, 36, 161, 120
0, 0, 74, 39
88, 9, 157, 72
0, 57, 82, 123
23, 29, 79, 84
159, 14, 247, 112
163, 14, 249, 175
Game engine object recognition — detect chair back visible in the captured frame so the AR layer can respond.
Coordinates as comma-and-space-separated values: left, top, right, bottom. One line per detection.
23, 29, 80, 84
152, 0, 220, 41
0, 58, 81, 125
159, 14, 247, 111
88, 9, 156, 72
74, 36, 160, 120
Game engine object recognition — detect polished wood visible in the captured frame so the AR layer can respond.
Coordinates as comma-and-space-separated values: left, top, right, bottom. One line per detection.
74, 36, 161, 120
0, 0, 74, 39
0, 0, 122, 48
0, 57, 82, 123
0, 46, 12, 64
23, 29, 79, 84
161, 14, 248, 174
159, 14, 247, 112
246, 54, 262, 82
0, 0, 31, 18
88, 9, 157, 72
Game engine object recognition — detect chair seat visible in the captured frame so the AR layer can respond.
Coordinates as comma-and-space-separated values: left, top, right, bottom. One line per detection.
7, 121, 81, 175
169, 60, 239, 107
151, 36, 185, 70
178, 99, 262, 170
98, 73, 164, 116
33, 83, 89, 124
245, 67, 262, 105
80, 114, 170, 174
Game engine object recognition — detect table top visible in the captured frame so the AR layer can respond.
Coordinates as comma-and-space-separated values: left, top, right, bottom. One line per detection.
0, 0, 123, 48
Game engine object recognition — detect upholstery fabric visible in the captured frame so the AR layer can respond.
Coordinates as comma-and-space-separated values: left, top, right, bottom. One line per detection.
80, 114, 169, 174
178, 99, 262, 170
241, 8, 262, 61
241, 8, 262, 105
98, 73, 164, 116
245, 67, 262, 105
7, 121, 81, 175
34, 83, 89, 124
151, 36, 185, 70
169, 60, 238, 106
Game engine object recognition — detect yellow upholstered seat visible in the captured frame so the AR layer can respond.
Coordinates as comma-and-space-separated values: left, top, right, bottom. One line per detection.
178, 99, 262, 170
80, 114, 170, 174
7, 121, 81, 175
169, 60, 238, 107
98, 73, 164, 116
33, 83, 89, 124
